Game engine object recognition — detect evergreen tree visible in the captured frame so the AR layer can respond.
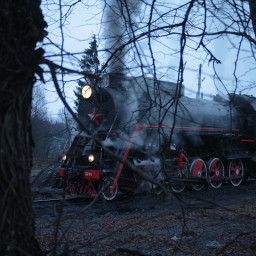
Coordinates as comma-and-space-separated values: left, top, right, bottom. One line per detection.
74, 35, 100, 114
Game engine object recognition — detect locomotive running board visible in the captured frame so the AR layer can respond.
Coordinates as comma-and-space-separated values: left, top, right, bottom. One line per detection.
225, 154, 252, 159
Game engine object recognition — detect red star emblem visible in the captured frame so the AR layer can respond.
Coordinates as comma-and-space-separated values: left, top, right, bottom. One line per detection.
88, 108, 103, 126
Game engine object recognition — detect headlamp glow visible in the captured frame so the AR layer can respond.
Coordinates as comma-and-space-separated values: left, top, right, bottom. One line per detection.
82, 85, 92, 99
88, 154, 95, 162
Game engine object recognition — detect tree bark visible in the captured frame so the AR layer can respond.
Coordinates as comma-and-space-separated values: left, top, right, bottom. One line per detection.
0, 0, 46, 255
249, 0, 256, 37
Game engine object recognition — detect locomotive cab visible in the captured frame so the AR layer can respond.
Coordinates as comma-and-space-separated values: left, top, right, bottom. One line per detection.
230, 94, 256, 151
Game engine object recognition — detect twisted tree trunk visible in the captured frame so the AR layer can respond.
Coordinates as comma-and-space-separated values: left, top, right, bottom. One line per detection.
0, 1, 46, 255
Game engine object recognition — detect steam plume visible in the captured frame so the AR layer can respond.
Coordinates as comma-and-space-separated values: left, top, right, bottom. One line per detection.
102, 0, 141, 74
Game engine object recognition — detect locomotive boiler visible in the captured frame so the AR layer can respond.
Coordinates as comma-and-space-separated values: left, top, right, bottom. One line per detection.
58, 73, 256, 200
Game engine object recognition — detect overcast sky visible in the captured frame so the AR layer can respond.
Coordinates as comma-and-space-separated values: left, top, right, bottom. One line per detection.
40, 0, 256, 118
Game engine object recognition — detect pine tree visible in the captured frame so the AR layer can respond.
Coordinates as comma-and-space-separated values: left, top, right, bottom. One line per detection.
74, 35, 100, 114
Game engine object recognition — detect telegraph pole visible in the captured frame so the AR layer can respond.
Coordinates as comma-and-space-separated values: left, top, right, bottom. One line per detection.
196, 64, 202, 99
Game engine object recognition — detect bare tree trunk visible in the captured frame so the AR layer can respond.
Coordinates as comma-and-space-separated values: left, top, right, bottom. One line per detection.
249, 0, 256, 37
0, 0, 46, 255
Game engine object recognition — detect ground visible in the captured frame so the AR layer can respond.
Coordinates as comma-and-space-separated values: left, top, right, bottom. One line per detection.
32, 170, 256, 256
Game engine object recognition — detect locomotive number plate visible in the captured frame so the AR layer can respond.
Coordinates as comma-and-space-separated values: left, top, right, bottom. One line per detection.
83, 170, 100, 180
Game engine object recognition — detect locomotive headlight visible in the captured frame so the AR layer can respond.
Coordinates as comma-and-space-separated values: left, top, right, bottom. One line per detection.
62, 154, 67, 161
88, 154, 95, 162
82, 85, 92, 99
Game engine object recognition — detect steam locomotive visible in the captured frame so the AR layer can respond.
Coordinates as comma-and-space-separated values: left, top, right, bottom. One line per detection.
58, 73, 256, 200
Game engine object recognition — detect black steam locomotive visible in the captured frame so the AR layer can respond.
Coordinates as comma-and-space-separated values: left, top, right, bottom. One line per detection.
58, 73, 256, 200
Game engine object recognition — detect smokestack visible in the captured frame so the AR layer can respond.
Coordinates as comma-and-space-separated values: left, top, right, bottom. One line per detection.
102, 0, 141, 74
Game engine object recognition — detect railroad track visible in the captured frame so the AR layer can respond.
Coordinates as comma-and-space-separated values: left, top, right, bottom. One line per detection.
33, 195, 95, 208
32, 179, 256, 218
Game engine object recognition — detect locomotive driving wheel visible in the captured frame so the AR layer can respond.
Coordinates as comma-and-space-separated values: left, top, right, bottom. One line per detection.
171, 166, 188, 193
228, 159, 244, 187
102, 177, 118, 200
207, 158, 224, 189
189, 158, 206, 191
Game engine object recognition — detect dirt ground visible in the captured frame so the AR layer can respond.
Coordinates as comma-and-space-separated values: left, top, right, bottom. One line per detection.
33, 176, 256, 256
